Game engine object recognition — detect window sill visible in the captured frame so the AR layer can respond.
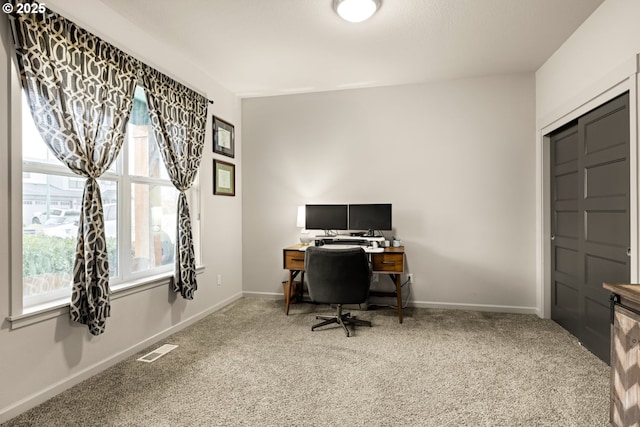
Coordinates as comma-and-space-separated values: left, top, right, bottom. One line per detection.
6, 265, 206, 330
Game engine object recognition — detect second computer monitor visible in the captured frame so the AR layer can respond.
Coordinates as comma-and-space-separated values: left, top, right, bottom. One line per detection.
348, 204, 392, 232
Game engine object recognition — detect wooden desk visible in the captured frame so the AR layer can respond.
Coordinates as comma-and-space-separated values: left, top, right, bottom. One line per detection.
283, 244, 406, 323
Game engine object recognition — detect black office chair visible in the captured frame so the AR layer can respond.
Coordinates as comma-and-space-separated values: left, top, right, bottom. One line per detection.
304, 246, 372, 337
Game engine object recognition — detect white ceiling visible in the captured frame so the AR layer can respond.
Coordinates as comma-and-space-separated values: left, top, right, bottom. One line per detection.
97, 0, 603, 98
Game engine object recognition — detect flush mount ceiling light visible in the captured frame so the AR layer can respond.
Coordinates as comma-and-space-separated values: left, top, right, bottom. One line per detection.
333, 0, 381, 23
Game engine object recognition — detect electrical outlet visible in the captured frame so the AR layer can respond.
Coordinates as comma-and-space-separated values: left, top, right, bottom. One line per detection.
407, 273, 413, 283
217, 274, 222, 286
372, 274, 379, 283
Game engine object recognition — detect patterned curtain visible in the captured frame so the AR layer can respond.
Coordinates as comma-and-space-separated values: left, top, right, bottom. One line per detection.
11, 10, 139, 335
141, 64, 207, 299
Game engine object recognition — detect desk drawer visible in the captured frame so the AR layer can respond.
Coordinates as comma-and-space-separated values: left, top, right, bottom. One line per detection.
371, 253, 404, 273
284, 250, 306, 270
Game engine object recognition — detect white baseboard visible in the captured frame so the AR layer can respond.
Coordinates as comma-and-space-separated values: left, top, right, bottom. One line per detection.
408, 299, 539, 315
242, 291, 283, 299
0, 291, 243, 424
242, 291, 539, 316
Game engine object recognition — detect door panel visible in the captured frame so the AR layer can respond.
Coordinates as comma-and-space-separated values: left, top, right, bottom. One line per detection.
555, 211, 578, 239
586, 160, 627, 198
556, 172, 579, 201
583, 297, 610, 339
550, 92, 630, 364
554, 134, 578, 164
555, 248, 579, 276
585, 211, 627, 246
555, 281, 579, 309
585, 255, 629, 289
583, 106, 628, 154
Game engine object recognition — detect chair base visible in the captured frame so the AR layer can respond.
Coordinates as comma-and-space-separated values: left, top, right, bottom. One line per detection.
311, 305, 371, 337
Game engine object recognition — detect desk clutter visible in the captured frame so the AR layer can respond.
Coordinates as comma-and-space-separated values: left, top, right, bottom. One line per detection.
297, 235, 387, 253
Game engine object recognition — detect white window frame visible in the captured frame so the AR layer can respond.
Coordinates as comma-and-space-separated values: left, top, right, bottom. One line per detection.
7, 56, 202, 328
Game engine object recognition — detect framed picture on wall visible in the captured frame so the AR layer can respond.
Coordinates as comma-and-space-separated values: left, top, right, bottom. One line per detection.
213, 159, 235, 196
213, 116, 235, 158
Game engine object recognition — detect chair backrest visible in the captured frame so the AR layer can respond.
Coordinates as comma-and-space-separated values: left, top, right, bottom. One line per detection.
304, 246, 372, 305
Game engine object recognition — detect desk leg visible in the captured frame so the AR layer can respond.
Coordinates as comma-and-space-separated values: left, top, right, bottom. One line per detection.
285, 270, 302, 315
394, 274, 403, 323
285, 271, 294, 315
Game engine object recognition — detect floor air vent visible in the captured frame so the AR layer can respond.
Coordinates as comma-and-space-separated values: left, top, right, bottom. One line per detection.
137, 344, 178, 363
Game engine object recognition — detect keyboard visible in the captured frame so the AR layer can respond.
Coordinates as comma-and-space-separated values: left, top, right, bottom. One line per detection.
322, 244, 362, 250
298, 245, 384, 253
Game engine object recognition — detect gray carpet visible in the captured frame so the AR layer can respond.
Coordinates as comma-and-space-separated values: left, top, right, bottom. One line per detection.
2, 298, 610, 427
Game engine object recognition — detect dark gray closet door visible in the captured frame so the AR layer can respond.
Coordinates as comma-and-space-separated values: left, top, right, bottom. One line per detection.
550, 93, 630, 364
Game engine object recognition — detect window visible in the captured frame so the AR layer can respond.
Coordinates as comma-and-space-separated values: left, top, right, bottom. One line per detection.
19, 85, 197, 311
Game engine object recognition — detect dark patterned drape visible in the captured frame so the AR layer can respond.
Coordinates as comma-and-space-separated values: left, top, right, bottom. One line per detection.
11, 10, 139, 335
141, 64, 207, 299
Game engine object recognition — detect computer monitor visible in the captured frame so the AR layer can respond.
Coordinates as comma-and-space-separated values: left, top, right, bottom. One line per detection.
348, 204, 392, 233
305, 204, 348, 231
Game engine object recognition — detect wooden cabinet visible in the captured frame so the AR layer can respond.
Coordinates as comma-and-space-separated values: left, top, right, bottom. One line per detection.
603, 283, 640, 427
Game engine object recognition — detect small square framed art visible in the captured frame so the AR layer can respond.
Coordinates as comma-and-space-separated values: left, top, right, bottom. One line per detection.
213, 116, 235, 158
213, 159, 235, 196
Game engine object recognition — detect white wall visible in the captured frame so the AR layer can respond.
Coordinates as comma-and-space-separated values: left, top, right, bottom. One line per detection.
0, 1, 243, 421
536, 0, 640, 121
242, 74, 537, 312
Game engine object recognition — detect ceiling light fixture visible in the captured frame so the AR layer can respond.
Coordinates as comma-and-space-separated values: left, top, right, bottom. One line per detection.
333, 0, 381, 23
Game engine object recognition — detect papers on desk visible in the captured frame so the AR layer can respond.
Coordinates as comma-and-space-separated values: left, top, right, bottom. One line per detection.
316, 235, 385, 242
365, 247, 384, 253
298, 245, 384, 253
